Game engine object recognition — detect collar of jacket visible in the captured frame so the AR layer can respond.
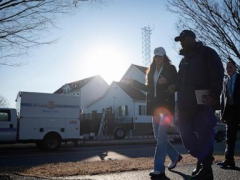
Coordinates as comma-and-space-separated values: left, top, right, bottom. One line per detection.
179, 41, 203, 56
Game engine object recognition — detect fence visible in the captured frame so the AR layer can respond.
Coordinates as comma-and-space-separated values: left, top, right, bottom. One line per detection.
80, 112, 134, 136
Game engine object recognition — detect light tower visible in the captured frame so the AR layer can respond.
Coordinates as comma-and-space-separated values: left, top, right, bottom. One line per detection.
142, 26, 153, 66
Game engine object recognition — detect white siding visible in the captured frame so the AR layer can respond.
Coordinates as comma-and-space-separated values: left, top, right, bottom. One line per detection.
87, 82, 151, 123
80, 76, 108, 112
87, 82, 132, 115
120, 65, 146, 84
133, 101, 152, 123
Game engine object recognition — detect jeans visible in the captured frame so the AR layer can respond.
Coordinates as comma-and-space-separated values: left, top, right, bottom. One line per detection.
177, 105, 216, 166
152, 116, 179, 172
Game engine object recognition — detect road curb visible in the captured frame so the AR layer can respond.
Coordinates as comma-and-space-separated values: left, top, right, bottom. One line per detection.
82, 137, 157, 147
81, 134, 182, 147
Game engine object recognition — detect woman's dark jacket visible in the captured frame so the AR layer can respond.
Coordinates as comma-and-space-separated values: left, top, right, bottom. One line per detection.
132, 62, 177, 116
176, 42, 224, 110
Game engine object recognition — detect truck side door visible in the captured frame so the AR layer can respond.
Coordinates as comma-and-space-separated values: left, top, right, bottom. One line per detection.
0, 109, 17, 142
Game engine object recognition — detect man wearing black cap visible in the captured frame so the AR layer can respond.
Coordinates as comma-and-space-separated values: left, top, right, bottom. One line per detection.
173, 30, 224, 179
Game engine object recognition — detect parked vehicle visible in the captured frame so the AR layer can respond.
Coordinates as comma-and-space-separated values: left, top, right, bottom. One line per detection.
167, 122, 226, 143
0, 92, 82, 151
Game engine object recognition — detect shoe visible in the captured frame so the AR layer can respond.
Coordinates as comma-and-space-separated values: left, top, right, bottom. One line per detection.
191, 166, 213, 180
192, 162, 203, 176
168, 154, 182, 170
149, 170, 166, 178
217, 160, 235, 168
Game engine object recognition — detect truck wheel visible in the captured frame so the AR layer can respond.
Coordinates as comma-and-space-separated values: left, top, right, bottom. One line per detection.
114, 127, 126, 140
43, 133, 61, 151
215, 131, 224, 142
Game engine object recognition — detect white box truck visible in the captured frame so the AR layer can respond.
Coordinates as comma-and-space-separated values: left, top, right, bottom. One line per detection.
0, 92, 82, 150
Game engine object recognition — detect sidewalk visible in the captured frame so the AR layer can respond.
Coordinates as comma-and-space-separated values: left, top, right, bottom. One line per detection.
53, 162, 240, 180
59, 138, 240, 180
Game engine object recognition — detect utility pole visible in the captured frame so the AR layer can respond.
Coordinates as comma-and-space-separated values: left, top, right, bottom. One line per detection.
142, 26, 153, 66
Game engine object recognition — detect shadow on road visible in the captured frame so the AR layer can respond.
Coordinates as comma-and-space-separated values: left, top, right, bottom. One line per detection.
220, 166, 240, 171
150, 176, 170, 180
99, 151, 109, 160
169, 169, 192, 180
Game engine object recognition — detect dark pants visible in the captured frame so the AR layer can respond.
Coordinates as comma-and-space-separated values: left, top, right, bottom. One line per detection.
177, 106, 216, 166
224, 105, 240, 161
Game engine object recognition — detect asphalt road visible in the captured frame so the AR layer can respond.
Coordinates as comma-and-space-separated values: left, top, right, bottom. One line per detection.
0, 140, 239, 167
0, 142, 174, 167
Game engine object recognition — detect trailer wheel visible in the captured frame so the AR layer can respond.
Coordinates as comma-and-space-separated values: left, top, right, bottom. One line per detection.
215, 131, 225, 143
43, 133, 61, 151
114, 127, 126, 140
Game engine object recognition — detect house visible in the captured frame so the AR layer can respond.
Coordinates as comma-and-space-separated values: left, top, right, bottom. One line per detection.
120, 64, 147, 84
86, 64, 153, 135
54, 75, 109, 113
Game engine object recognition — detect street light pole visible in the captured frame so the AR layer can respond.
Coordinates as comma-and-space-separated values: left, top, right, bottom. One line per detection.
113, 96, 116, 121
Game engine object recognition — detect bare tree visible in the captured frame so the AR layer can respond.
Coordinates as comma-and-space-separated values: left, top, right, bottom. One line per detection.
0, 0, 103, 66
0, 94, 9, 108
167, 0, 240, 67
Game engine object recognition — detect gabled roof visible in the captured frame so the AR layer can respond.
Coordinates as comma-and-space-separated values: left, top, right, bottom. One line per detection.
120, 64, 147, 82
115, 81, 146, 100
132, 64, 147, 74
54, 75, 98, 94
86, 81, 146, 108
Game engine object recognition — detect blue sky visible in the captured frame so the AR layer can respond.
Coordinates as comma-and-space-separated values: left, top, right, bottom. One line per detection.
1, 0, 182, 108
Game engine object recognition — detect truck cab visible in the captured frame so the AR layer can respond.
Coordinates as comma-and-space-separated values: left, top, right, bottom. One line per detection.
0, 108, 18, 142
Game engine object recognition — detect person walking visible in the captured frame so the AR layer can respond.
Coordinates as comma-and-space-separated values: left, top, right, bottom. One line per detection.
172, 30, 224, 180
217, 60, 240, 168
123, 47, 182, 179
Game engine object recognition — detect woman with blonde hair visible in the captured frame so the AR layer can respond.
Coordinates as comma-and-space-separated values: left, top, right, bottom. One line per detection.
123, 47, 182, 178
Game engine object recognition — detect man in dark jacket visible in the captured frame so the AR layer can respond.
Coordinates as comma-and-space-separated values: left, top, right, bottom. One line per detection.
217, 60, 240, 168
173, 30, 224, 180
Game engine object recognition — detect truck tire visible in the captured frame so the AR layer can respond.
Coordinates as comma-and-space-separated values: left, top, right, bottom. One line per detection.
114, 127, 126, 140
43, 133, 61, 151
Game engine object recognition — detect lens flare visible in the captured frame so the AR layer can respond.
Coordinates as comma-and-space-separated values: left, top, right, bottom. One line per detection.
153, 107, 173, 125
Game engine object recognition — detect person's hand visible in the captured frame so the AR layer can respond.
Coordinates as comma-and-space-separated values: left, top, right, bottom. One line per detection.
168, 85, 176, 94
122, 77, 133, 85
204, 96, 216, 106
220, 117, 226, 123
158, 75, 168, 84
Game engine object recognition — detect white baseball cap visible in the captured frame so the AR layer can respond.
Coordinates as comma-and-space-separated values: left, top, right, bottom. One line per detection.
154, 47, 166, 56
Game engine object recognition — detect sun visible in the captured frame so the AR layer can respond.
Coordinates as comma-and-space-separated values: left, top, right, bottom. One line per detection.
83, 43, 128, 84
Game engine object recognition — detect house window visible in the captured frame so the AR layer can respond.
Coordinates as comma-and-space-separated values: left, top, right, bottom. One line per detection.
0, 110, 10, 121
63, 88, 70, 94
139, 105, 146, 115
119, 105, 128, 116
